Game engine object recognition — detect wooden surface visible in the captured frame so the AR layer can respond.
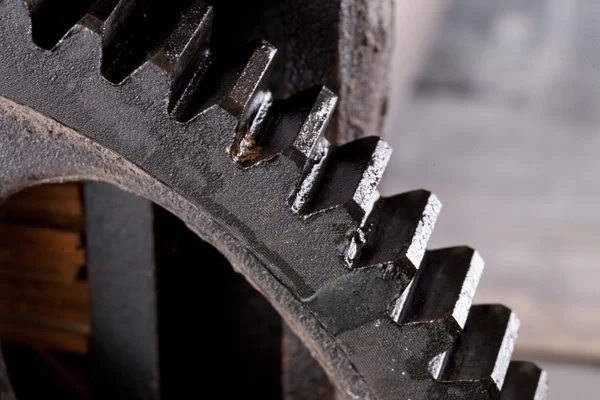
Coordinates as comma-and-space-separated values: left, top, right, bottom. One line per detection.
0, 184, 84, 230
382, 0, 600, 362
0, 184, 89, 354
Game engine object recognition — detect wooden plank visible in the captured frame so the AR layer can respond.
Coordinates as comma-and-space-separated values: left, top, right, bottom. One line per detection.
0, 276, 89, 325
0, 223, 82, 251
0, 315, 88, 355
0, 183, 89, 355
0, 245, 84, 283
0, 184, 84, 231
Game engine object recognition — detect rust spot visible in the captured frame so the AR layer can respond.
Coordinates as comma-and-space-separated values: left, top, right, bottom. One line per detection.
228, 129, 263, 164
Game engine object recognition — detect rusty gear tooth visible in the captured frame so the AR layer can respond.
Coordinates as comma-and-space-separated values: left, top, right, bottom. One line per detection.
500, 362, 548, 400
395, 247, 484, 334
230, 86, 337, 168
351, 190, 441, 280
435, 305, 520, 395
26, 0, 97, 50
293, 136, 391, 222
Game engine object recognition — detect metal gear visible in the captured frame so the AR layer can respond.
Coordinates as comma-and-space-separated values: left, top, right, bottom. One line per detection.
0, 0, 547, 399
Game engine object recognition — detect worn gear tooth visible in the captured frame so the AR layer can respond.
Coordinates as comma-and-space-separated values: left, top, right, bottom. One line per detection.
168, 40, 277, 122
229, 86, 337, 168
350, 190, 441, 283
395, 247, 484, 334
164, 4, 213, 112
101, 0, 198, 84
293, 137, 392, 222
500, 362, 548, 400
436, 305, 520, 395
26, 0, 97, 50
288, 87, 337, 163
220, 40, 277, 119
152, 2, 212, 75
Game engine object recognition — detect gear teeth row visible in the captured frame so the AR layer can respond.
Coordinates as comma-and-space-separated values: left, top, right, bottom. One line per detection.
434, 305, 520, 396
101, 0, 206, 84
229, 86, 337, 168
103, 0, 277, 122
292, 136, 392, 222
395, 247, 484, 334
349, 190, 441, 281
27, 0, 278, 124
500, 362, 548, 400
390, 246, 544, 400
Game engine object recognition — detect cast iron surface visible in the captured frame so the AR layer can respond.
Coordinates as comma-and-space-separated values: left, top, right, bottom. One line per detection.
0, 0, 547, 399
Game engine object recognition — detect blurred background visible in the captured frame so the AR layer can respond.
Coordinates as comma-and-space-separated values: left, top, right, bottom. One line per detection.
382, 0, 600, 398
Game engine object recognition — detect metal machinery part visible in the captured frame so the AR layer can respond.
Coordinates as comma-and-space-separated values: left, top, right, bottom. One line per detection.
0, 0, 548, 399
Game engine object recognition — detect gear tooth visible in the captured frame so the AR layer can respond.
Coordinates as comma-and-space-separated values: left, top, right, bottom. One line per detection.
436, 305, 520, 395
395, 247, 484, 332
153, 3, 213, 75
164, 4, 214, 118
100, 0, 199, 84
289, 87, 337, 162
26, 0, 97, 50
219, 40, 277, 119
293, 137, 391, 222
351, 190, 441, 282
229, 86, 337, 168
500, 362, 548, 400
168, 40, 277, 122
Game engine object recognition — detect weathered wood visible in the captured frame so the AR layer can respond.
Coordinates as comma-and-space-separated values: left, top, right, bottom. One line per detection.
0, 184, 88, 353
0, 245, 84, 282
0, 184, 84, 230
0, 223, 82, 251
0, 315, 88, 354
0, 277, 89, 325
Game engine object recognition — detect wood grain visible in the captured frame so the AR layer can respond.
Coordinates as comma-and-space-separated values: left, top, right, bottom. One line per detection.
0, 184, 84, 230
0, 314, 88, 354
0, 184, 89, 353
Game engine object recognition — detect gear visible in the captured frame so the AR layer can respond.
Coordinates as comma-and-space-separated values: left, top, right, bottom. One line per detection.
0, 0, 547, 399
